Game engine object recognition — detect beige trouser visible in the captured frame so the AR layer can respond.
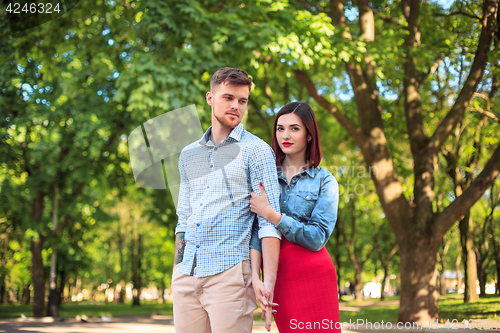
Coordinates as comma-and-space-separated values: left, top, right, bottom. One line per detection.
172, 260, 257, 333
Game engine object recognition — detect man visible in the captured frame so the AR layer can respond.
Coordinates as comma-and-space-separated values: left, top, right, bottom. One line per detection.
172, 67, 281, 333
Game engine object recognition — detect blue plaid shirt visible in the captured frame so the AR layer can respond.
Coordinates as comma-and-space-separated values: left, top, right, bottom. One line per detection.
175, 124, 282, 277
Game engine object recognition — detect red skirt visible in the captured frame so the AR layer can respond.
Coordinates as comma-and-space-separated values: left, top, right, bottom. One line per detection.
273, 237, 341, 332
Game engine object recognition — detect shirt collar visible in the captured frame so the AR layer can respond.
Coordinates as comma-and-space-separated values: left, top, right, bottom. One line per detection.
199, 124, 244, 146
277, 161, 318, 181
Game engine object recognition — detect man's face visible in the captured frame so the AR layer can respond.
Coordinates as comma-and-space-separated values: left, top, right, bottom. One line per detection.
206, 82, 250, 129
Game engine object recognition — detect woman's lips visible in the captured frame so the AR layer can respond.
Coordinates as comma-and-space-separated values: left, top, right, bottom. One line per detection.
282, 142, 293, 147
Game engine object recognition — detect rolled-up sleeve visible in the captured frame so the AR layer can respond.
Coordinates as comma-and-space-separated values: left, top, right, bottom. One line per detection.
249, 216, 262, 253
276, 173, 338, 251
249, 145, 281, 240
175, 151, 191, 234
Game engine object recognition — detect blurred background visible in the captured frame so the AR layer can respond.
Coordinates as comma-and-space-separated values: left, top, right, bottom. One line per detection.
0, 0, 499, 325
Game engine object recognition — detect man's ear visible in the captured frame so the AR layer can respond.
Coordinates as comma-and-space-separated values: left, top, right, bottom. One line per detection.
206, 91, 213, 106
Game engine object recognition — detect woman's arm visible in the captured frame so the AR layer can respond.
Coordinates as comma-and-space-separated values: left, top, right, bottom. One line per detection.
277, 173, 339, 251
250, 173, 339, 252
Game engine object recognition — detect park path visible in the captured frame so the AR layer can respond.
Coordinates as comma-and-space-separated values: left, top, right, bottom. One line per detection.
0, 314, 482, 333
339, 299, 401, 312
0, 316, 276, 333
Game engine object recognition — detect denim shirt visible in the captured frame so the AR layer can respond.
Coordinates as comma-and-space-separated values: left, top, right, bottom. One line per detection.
250, 166, 339, 252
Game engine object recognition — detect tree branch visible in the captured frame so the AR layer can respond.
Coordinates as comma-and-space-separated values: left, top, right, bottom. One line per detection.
470, 109, 499, 123
428, 0, 499, 155
434, 10, 481, 20
293, 69, 368, 155
435, 141, 500, 239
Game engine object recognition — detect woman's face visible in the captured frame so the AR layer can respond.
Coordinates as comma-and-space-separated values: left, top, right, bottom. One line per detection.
276, 113, 311, 160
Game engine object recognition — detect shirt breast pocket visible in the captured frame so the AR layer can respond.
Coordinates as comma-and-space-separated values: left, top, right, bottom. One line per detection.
293, 190, 318, 217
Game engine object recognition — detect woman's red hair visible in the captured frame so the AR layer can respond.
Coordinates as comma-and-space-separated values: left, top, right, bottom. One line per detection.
271, 102, 322, 169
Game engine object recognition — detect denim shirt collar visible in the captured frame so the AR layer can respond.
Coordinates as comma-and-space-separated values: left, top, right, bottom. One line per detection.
277, 163, 319, 183
199, 124, 244, 146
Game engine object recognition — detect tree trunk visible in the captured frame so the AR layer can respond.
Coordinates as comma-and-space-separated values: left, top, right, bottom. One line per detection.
477, 259, 487, 297
157, 287, 164, 304
354, 266, 362, 301
0, 274, 5, 304
455, 254, 462, 294
380, 266, 388, 301
0, 283, 5, 304
460, 213, 479, 302
30, 190, 47, 317
334, 227, 342, 298
22, 284, 30, 305
118, 232, 126, 303
398, 237, 440, 324
496, 253, 500, 294
47, 185, 59, 317
119, 281, 126, 303
492, 222, 500, 294
31, 236, 46, 317
439, 237, 451, 295
439, 262, 446, 295
57, 267, 65, 306
131, 233, 142, 306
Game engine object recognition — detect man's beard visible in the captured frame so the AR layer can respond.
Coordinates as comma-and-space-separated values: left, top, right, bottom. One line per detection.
214, 111, 239, 129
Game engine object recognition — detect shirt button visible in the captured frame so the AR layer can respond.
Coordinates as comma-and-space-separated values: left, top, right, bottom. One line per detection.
196, 245, 200, 248
200, 203, 203, 206
214, 147, 218, 151
284, 200, 287, 203
197, 223, 200, 227
306, 196, 310, 199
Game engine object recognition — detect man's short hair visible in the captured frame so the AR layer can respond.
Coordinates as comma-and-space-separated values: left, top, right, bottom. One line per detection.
210, 67, 252, 92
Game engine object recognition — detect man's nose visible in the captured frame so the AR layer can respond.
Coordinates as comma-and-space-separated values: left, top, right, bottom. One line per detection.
230, 100, 239, 110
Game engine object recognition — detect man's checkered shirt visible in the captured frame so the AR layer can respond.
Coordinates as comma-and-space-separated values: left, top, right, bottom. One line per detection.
175, 124, 281, 277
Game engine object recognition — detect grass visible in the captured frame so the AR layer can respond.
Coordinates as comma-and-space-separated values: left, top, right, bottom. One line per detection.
0, 301, 173, 319
438, 294, 500, 321
340, 305, 399, 323
1, 294, 499, 324
339, 294, 500, 323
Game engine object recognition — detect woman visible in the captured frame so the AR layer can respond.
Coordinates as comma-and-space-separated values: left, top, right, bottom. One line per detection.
249, 102, 340, 332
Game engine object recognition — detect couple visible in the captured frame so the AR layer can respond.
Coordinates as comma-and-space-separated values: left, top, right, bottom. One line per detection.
172, 67, 340, 333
